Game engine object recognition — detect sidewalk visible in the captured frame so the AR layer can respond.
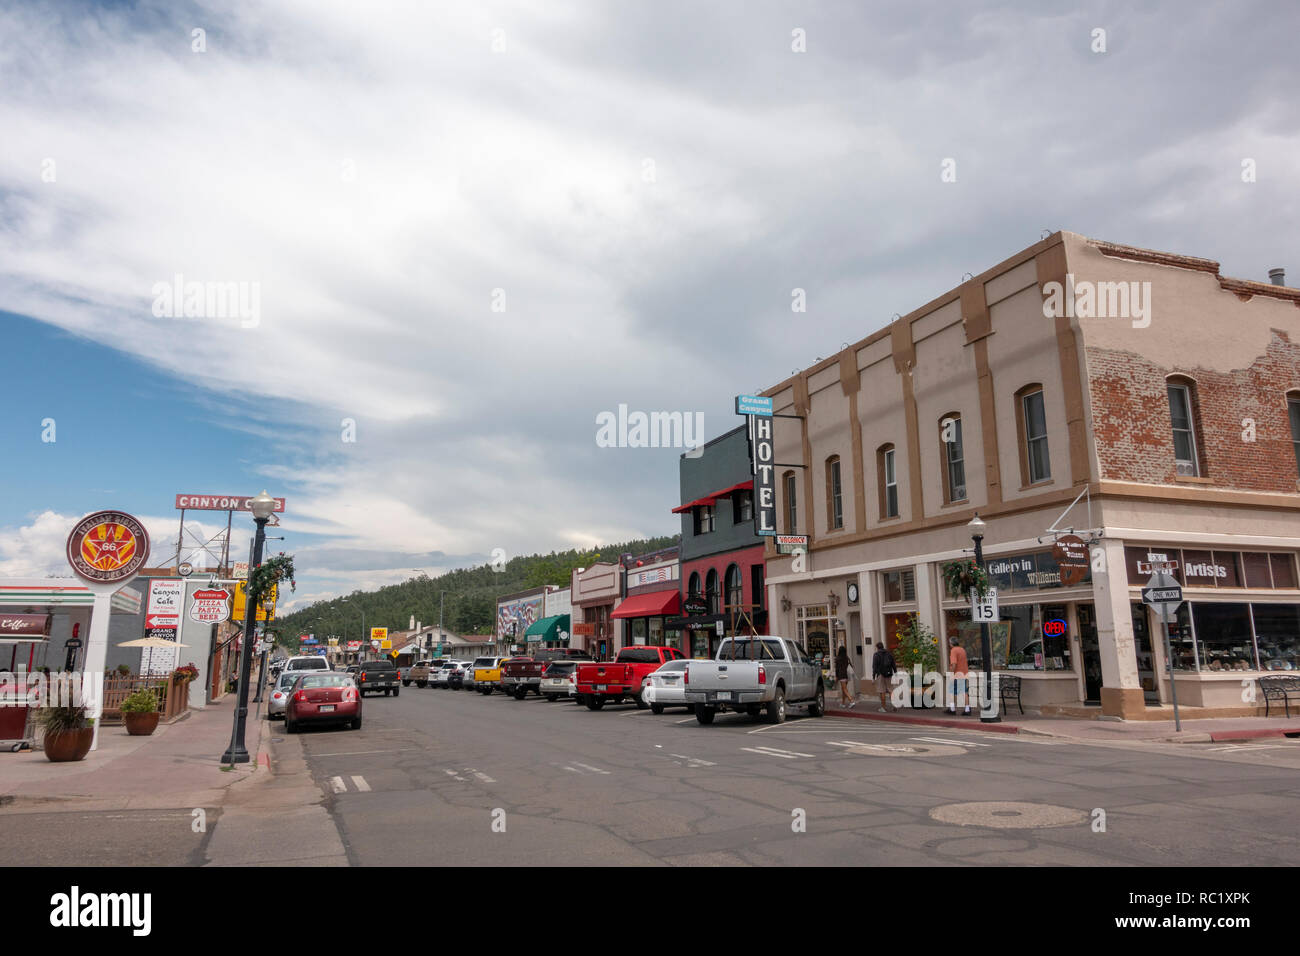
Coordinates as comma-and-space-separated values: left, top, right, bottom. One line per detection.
825, 697, 1300, 743
0, 691, 268, 810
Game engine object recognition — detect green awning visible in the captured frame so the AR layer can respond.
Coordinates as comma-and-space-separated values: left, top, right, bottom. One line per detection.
523, 614, 570, 643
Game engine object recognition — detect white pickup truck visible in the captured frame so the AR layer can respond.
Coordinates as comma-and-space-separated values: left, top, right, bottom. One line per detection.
684, 636, 826, 725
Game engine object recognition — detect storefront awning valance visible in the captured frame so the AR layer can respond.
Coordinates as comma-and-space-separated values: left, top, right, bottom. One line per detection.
523, 614, 570, 642
671, 480, 754, 515
612, 591, 682, 619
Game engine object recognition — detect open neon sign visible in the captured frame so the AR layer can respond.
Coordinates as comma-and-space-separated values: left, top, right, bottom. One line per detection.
1043, 619, 1067, 638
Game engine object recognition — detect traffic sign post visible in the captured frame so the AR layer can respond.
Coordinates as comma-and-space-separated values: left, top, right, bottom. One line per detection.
971, 587, 998, 623
1143, 570, 1184, 732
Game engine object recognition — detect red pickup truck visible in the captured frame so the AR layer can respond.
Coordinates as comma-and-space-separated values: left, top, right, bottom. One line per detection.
501, 648, 593, 699
575, 646, 685, 710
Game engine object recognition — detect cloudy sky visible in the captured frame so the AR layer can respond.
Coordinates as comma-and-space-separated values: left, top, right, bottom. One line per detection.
1, 0, 1296, 612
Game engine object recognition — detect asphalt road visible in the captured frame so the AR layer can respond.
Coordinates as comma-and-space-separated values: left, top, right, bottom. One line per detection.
271, 683, 1300, 867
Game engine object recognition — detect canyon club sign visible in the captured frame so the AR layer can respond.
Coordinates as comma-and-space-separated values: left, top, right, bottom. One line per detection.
175, 494, 286, 512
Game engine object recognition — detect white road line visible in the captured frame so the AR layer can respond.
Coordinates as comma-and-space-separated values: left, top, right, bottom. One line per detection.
472, 771, 497, 783
1208, 744, 1288, 752
571, 761, 611, 775
444, 769, 466, 781
675, 718, 696, 724
329, 776, 347, 793
668, 753, 716, 766
911, 736, 991, 747
351, 775, 371, 792
562, 765, 582, 774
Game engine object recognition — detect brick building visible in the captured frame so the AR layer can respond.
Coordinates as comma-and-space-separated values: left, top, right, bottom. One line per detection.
762, 231, 1300, 718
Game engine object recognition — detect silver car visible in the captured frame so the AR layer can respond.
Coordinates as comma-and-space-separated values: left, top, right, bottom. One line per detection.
643, 659, 693, 714
267, 669, 306, 719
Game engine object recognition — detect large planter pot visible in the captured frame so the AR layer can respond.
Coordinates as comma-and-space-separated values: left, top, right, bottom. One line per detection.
123, 712, 160, 736
43, 728, 94, 762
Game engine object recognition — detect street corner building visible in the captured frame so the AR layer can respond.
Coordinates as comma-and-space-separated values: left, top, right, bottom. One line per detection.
758, 230, 1300, 719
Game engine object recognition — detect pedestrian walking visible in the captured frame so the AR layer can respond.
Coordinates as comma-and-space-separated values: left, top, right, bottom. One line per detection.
835, 645, 855, 708
948, 636, 971, 715
871, 641, 896, 712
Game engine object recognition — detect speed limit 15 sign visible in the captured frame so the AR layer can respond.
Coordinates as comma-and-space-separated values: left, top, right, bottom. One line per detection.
971, 587, 999, 622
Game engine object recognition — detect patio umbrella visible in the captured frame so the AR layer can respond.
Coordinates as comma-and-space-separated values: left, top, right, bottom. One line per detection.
117, 637, 191, 648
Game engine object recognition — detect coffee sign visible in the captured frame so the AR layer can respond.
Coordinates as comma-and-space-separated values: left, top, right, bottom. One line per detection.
0, 613, 52, 637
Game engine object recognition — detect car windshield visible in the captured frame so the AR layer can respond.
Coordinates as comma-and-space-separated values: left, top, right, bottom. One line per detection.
655, 660, 689, 673
721, 639, 784, 660
300, 675, 350, 689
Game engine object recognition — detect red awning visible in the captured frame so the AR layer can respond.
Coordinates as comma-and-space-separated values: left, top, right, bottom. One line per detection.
670, 480, 753, 514
671, 495, 716, 514
611, 591, 683, 619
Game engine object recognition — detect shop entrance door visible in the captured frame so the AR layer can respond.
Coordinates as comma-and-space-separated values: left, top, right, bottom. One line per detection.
1131, 603, 1160, 705
1077, 603, 1102, 703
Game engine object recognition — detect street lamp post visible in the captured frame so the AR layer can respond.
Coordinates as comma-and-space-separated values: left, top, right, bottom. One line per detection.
968, 514, 1000, 724
343, 598, 366, 663
221, 490, 277, 764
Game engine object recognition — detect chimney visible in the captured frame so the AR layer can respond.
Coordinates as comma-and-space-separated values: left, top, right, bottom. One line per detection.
1268, 268, 1285, 286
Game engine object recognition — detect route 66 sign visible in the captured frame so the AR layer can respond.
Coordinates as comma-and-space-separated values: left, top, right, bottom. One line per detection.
189, 587, 232, 624
66, 510, 150, 584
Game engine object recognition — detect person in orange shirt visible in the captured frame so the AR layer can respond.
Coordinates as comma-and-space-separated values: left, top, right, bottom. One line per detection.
948, 637, 970, 715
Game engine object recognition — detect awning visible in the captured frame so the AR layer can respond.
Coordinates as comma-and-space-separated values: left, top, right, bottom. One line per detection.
670, 480, 754, 513
523, 614, 570, 643
611, 591, 682, 619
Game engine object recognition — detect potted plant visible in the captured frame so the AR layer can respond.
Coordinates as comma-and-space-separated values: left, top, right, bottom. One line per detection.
893, 614, 940, 707
942, 559, 991, 602
120, 688, 161, 736
116, 663, 131, 677
36, 705, 94, 762
173, 663, 199, 685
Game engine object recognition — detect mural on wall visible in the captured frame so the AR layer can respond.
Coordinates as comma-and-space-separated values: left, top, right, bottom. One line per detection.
497, 595, 544, 643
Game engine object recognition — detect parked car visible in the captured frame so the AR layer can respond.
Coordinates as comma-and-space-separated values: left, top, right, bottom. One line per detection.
431, 661, 456, 687
473, 657, 511, 695
405, 659, 446, 687
575, 646, 686, 710
642, 659, 694, 714
447, 660, 473, 690
684, 636, 825, 725
284, 655, 332, 672
503, 649, 594, 699
267, 669, 306, 719
284, 672, 362, 733
355, 659, 401, 697
539, 661, 582, 701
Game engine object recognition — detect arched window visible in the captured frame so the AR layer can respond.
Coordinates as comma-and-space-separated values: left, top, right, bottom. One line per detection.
725, 564, 743, 613
1015, 384, 1051, 485
877, 443, 898, 518
705, 569, 720, 614
783, 470, 797, 533
1166, 376, 1201, 477
688, 571, 701, 599
939, 412, 966, 503
825, 455, 843, 530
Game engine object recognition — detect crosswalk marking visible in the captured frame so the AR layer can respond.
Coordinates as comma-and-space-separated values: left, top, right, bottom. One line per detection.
351, 775, 371, 792
571, 761, 611, 775
329, 776, 346, 793
668, 753, 716, 767
444, 769, 467, 781
472, 771, 497, 783
741, 745, 815, 759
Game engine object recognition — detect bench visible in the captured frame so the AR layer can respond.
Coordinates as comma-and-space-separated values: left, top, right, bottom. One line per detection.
1258, 676, 1300, 718
997, 674, 1024, 716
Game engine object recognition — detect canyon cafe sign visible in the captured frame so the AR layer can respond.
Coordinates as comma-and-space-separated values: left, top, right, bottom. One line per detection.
737, 395, 777, 536
174, 494, 286, 513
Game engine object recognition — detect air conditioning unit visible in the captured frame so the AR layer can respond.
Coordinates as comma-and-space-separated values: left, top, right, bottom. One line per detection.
1175, 460, 1197, 477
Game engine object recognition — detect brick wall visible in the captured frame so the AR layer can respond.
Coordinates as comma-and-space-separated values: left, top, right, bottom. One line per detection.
1086, 330, 1300, 490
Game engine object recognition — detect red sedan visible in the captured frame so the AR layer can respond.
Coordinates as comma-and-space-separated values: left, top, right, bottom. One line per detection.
285, 673, 362, 733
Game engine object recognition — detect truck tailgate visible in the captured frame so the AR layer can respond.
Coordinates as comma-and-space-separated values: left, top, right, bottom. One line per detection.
685, 660, 762, 693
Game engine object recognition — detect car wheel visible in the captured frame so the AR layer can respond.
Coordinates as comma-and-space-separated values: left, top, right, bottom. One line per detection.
350, 716, 362, 730
285, 717, 298, 734
402, 680, 411, 686
384, 689, 391, 697
417, 681, 427, 688
766, 687, 787, 724
585, 697, 604, 711
514, 686, 528, 700
393, 687, 400, 697
695, 706, 715, 725
634, 693, 649, 710
809, 684, 826, 718
650, 703, 665, 715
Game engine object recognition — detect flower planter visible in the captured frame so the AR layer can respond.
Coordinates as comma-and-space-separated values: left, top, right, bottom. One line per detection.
123, 712, 160, 736
43, 728, 94, 762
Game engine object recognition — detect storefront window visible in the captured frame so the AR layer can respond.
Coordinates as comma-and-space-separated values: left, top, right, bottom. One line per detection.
1191, 603, 1255, 670
797, 605, 830, 668
630, 618, 648, 645
1249, 604, 1299, 671
881, 569, 915, 603
1243, 552, 1273, 588
1167, 603, 1197, 670
649, 618, 664, 644
690, 629, 711, 659
1272, 554, 1298, 589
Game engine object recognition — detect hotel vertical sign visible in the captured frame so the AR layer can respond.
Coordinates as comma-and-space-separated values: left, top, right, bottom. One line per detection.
737, 395, 777, 537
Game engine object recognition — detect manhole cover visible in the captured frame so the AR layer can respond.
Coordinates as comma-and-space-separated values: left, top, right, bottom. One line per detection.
839, 742, 966, 757
929, 801, 1088, 829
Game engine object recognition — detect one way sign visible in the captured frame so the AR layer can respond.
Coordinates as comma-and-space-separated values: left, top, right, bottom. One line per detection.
1141, 576, 1183, 621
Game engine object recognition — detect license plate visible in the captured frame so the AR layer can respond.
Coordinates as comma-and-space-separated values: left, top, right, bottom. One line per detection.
595, 684, 607, 691
319, 705, 335, 712
716, 691, 731, 701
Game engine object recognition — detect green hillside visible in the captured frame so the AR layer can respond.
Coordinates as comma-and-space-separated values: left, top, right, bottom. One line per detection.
276, 534, 679, 645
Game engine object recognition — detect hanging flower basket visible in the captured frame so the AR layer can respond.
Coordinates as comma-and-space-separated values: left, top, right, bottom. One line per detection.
247, 553, 297, 605
942, 559, 991, 602
172, 663, 199, 685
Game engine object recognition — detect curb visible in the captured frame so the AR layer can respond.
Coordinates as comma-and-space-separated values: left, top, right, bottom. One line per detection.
825, 708, 1022, 735
1207, 726, 1300, 743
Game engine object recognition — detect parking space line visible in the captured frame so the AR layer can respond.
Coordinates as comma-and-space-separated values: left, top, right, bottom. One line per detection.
571, 762, 611, 775
350, 775, 371, 792
911, 736, 992, 747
